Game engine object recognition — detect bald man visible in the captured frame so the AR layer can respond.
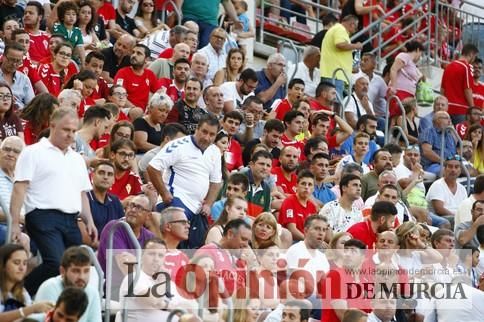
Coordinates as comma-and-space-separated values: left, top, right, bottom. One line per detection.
148, 43, 191, 79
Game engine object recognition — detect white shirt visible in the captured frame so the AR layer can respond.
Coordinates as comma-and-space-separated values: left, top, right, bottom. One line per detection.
286, 241, 330, 285
287, 62, 320, 97
367, 73, 387, 117
394, 162, 426, 193
141, 29, 170, 59
149, 135, 222, 213
364, 194, 414, 224
319, 200, 363, 232
197, 44, 226, 80
343, 93, 375, 118
14, 138, 91, 213
335, 155, 371, 175
426, 178, 468, 215
455, 195, 475, 227
219, 81, 253, 109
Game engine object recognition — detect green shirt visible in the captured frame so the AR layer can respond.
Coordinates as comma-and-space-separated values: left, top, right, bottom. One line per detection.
182, 0, 221, 26
53, 23, 84, 47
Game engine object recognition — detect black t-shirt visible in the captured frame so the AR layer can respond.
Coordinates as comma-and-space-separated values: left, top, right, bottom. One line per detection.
115, 10, 136, 35
0, 5, 24, 30
101, 47, 130, 78
171, 100, 207, 135
242, 138, 281, 166
309, 29, 328, 49
133, 117, 163, 152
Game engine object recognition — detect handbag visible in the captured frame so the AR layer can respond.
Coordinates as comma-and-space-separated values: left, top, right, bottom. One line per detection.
416, 80, 435, 106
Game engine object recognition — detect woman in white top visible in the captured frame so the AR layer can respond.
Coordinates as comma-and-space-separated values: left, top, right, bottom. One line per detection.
134, 0, 168, 39
77, 1, 101, 51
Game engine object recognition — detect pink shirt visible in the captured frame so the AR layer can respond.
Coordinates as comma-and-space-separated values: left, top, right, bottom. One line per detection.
394, 52, 420, 94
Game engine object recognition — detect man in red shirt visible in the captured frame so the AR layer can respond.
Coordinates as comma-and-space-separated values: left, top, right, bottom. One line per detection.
310, 111, 353, 150
159, 58, 189, 104
84, 51, 109, 103
472, 57, 484, 109
221, 110, 244, 172
441, 43, 479, 125
109, 138, 142, 200
114, 44, 161, 110
270, 78, 305, 120
272, 146, 299, 195
279, 170, 317, 241
455, 107, 482, 139
347, 200, 397, 250
281, 110, 306, 159
23, 1, 50, 64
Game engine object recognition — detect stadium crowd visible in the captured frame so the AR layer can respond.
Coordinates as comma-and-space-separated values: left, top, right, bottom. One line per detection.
0, 0, 483, 321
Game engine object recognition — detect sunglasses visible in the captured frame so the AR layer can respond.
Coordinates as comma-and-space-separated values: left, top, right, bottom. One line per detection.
446, 155, 462, 161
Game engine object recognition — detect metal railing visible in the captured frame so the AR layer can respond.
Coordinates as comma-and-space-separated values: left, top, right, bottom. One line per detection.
384, 95, 408, 146
104, 221, 142, 322
167, 309, 188, 322
439, 126, 471, 194
332, 68, 352, 118
277, 40, 300, 89
0, 196, 11, 245
160, 0, 182, 26
80, 245, 104, 307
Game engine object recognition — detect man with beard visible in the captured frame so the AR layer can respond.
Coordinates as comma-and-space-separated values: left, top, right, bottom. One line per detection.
23, 1, 50, 63
114, 44, 162, 111
347, 201, 397, 249
242, 119, 284, 166
74, 105, 111, 162
35, 247, 101, 322
166, 78, 207, 135
203, 85, 224, 120
344, 74, 375, 129
111, 0, 138, 39
109, 139, 142, 200
220, 111, 244, 171
279, 170, 317, 241
159, 58, 190, 104
272, 146, 300, 196
270, 78, 305, 120
337, 115, 380, 164
220, 68, 258, 113
149, 42, 190, 79
101, 33, 135, 83
361, 148, 394, 201
459, 139, 480, 177
310, 153, 336, 205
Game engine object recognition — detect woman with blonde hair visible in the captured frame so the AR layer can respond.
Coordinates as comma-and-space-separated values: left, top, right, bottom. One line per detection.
252, 212, 280, 249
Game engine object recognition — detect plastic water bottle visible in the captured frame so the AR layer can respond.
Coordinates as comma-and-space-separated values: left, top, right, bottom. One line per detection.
353, 50, 361, 71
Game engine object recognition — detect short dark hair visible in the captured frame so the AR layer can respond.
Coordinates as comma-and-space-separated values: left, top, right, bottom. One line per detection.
310, 112, 330, 126
344, 238, 367, 250
11, 29, 28, 41
379, 184, 398, 195
283, 110, 305, 127
57, 1, 79, 24
86, 50, 105, 64
472, 200, 484, 211
251, 149, 272, 163
322, 13, 338, 26
227, 173, 249, 192
134, 43, 151, 59
288, 78, 305, 89
311, 152, 330, 164
223, 218, 251, 236
304, 136, 327, 158
304, 214, 328, 229
160, 123, 188, 142
405, 40, 424, 52
264, 119, 285, 133
61, 246, 90, 269
383, 143, 402, 155
83, 105, 111, 125
430, 229, 454, 248
373, 148, 391, 162
297, 170, 314, 183
315, 81, 335, 98
26, 1, 44, 16
477, 225, 484, 244
223, 110, 244, 123
93, 160, 115, 171
239, 68, 258, 83
4, 43, 25, 56
197, 113, 220, 129
174, 57, 191, 67
284, 300, 312, 321
242, 95, 264, 109
462, 43, 479, 56
55, 288, 89, 318
356, 114, 378, 130
340, 174, 361, 195
186, 77, 203, 90
110, 138, 136, 153
370, 201, 397, 221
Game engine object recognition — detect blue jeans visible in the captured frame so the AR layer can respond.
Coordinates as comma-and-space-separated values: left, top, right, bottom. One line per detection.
24, 209, 81, 295
321, 77, 345, 101
429, 212, 451, 228
280, 0, 306, 24
182, 18, 217, 49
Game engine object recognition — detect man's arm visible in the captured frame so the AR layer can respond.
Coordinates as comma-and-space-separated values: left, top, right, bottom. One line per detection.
431, 199, 455, 217
335, 41, 362, 51
464, 88, 474, 107
256, 72, 287, 104
80, 191, 98, 242
344, 111, 357, 129
222, 0, 243, 29
333, 115, 354, 144
147, 165, 173, 204
457, 216, 484, 246
421, 143, 441, 163
10, 181, 29, 241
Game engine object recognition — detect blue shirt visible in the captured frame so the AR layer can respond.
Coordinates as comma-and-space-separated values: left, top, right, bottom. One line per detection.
238, 13, 250, 32
334, 134, 380, 164
313, 183, 336, 204
87, 190, 124, 235
255, 69, 286, 110
418, 127, 456, 168
419, 112, 433, 134
211, 198, 226, 222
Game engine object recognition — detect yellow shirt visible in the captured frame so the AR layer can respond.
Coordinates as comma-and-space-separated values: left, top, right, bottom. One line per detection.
473, 150, 484, 173
320, 23, 352, 84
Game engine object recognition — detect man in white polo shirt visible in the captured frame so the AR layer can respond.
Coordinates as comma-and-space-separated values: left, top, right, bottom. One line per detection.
10, 108, 97, 295
147, 113, 222, 248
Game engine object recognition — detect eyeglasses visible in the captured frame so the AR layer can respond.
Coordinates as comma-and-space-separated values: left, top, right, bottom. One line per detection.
116, 151, 135, 159
5, 56, 22, 65
57, 51, 72, 58
446, 155, 462, 161
169, 219, 190, 225
0, 94, 12, 100
126, 202, 150, 212
2, 146, 21, 154
112, 92, 127, 98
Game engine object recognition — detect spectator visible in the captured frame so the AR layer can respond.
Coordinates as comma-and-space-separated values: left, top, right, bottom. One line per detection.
134, 0, 164, 38
360, 52, 387, 120
336, 132, 372, 175
114, 44, 162, 111
455, 200, 484, 249
100, 34, 135, 82
77, 1, 107, 51
112, 0, 138, 39
388, 41, 424, 119
242, 119, 283, 166
35, 246, 101, 322
347, 200, 397, 249
97, 194, 154, 300
441, 43, 479, 125
472, 57, 484, 108
211, 172, 249, 221
0, 244, 54, 321
319, 174, 363, 232
206, 196, 247, 244
87, 161, 124, 237
0, 83, 23, 141
220, 111, 243, 171
198, 28, 227, 80
270, 78, 305, 121
74, 105, 111, 160
84, 51, 109, 103
320, 14, 362, 97
456, 106, 482, 140
272, 146, 299, 196
255, 53, 287, 111
180, 0, 242, 48
367, 294, 397, 322
312, 81, 337, 112
426, 155, 467, 228
309, 13, 338, 49
159, 58, 189, 104
11, 108, 97, 295
149, 43, 191, 79
203, 85, 224, 119
279, 170, 317, 241
0, 20, 19, 56
456, 175, 484, 226
361, 148, 393, 200
58, 89, 82, 112
108, 139, 142, 200
23, 1, 50, 64
143, 24, 188, 59
63, 70, 98, 117
190, 53, 212, 91
148, 114, 222, 248
337, 114, 379, 164
344, 73, 375, 129
213, 48, 246, 86
37, 42, 76, 97
237, 96, 266, 143
107, 85, 129, 116
44, 287, 89, 322
0, 44, 34, 110
0, 0, 23, 31
281, 110, 306, 158
133, 93, 173, 153
220, 67, 258, 113
310, 152, 337, 205
286, 47, 320, 98
419, 95, 449, 134
281, 300, 312, 322
252, 212, 281, 249
419, 111, 456, 176
159, 29, 198, 61
165, 78, 207, 134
